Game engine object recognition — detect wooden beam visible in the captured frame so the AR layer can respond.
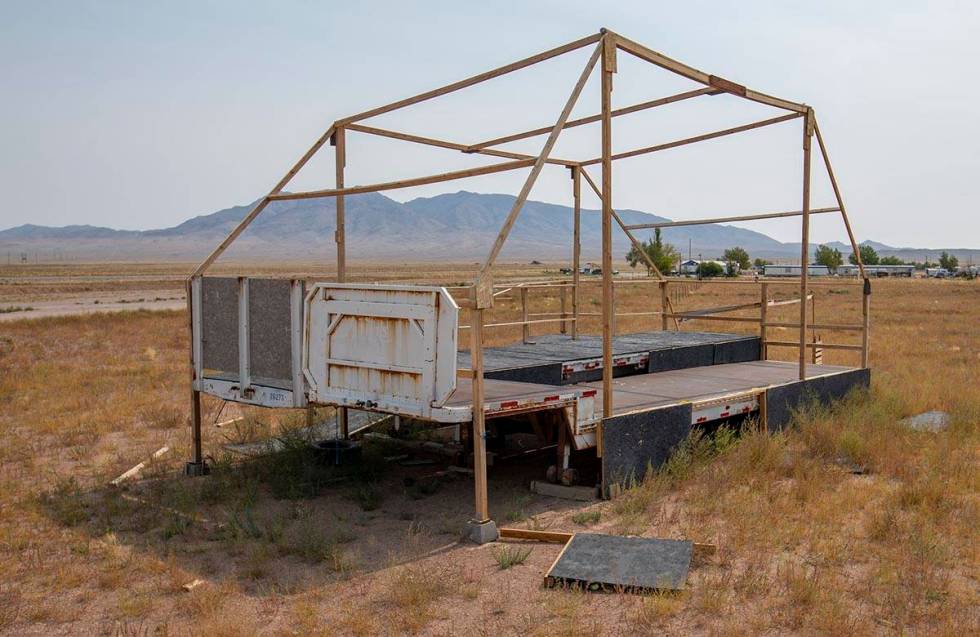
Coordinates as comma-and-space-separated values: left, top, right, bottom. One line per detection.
799, 111, 813, 380
345, 123, 579, 167
580, 112, 802, 166
600, 36, 615, 424
337, 32, 603, 125
467, 87, 715, 151
498, 528, 573, 543
334, 128, 349, 440
268, 157, 536, 201
614, 33, 808, 113
334, 128, 347, 280
624, 206, 840, 231
580, 167, 664, 280
571, 167, 581, 339
191, 124, 337, 276
469, 303, 489, 522
813, 118, 866, 281
476, 41, 603, 283
759, 282, 768, 359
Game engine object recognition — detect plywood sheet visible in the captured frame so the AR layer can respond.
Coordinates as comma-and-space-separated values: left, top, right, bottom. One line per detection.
547, 534, 692, 592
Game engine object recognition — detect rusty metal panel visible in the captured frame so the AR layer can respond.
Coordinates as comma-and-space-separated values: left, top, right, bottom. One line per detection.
304, 284, 458, 418
201, 277, 239, 377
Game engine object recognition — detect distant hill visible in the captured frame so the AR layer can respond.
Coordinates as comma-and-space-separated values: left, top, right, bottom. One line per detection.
2, 191, 976, 264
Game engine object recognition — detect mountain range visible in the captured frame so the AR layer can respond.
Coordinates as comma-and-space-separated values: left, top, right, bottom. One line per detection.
1, 191, 976, 264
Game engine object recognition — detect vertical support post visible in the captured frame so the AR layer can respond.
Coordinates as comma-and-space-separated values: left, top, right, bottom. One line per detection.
861, 278, 871, 368
759, 282, 769, 360
560, 284, 567, 334
470, 300, 490, 523
571, 166, 581, 340
810, 293, 818, 364
521, 287, 530, 343
799, 109, 814, 380
186, 277, 205, 475
333, 128, 349, 439
660, 281, 669, 331
600, 33, 616, 421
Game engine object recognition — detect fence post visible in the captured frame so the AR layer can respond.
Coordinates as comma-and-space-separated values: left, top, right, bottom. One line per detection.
759, 282, 768, 360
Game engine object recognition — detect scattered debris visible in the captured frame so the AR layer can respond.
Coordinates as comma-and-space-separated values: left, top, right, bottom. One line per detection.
182, 579, 205, 592
530, 480, 597, 502
900, 410, 951, 432
499, 528, 572, 543
545, 533, 693, 592
109, 446, 170, 487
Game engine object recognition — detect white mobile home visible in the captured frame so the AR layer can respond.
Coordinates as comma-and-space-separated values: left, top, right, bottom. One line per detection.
763, 264, 830, 277
838, 264, 914, 277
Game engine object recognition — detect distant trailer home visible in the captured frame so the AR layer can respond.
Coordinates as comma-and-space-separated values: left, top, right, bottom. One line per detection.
838, 264, 913, 277
763, 264, 830, 277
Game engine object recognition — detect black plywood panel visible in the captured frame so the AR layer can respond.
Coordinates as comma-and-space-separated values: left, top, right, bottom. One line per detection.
602, 403, 692, 489
248, 278, 293, 384
712, 337, 761, 365
201, 277, 239, 377
765, 368, 870, 432
647, 344, 715, 373
547, 534, 692, 592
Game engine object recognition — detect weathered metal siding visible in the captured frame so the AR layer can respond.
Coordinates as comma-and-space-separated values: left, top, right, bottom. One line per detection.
304, 284, 458, 418
248, 278, 294, 386
201, 277, 239, 377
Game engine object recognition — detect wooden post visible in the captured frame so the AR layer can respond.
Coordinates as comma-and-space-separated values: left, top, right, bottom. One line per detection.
759, 282, 768, 360
799, 110, 813, 380
571, 167, 581, 339
470, 301, 490, 522
660, 281, 669, 330
333, 127, 349, 439
600, 34, 616, 421
521, 286, 531, 343
861, 278, 871, 368
560, 285, 567, 334
186, 278, 204, 473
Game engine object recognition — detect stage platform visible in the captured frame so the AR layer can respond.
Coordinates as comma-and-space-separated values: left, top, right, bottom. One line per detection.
458, 331, 761, 385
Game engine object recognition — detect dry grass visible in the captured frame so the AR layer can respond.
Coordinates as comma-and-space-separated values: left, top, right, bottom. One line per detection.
0, 263, 978, 634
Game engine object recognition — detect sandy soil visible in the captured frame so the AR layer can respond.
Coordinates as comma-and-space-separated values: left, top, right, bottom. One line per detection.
0, 289, 185, 321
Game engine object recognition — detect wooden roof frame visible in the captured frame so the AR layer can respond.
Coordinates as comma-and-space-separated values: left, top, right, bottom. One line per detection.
185, 29, 872, 524
191, 28, 866, 283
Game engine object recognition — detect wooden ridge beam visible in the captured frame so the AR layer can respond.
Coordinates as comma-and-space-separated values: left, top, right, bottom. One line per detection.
467, 87, 716, 151
345, 123, 579, 167
267, 158, 536, 201
580, 112, 802, 166
624, 206, 840, 231
337, 32, 603, 126
614, 33, 808, 113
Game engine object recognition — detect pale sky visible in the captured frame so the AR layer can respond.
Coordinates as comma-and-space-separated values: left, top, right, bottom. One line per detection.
1, 0, 977, 248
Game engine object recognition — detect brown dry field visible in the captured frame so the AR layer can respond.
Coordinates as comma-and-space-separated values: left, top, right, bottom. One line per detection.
0, 262, 978, 635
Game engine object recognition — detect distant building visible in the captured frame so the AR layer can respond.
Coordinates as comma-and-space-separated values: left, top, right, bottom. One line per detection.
838, 264, 914, 277
678, 259, 726, 276
763, 264, 830, 277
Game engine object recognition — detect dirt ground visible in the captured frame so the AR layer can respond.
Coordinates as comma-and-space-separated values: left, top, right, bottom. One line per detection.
0, 263, 977, 635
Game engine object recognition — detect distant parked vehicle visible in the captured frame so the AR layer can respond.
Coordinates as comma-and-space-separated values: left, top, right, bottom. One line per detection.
926, 268, 950, 278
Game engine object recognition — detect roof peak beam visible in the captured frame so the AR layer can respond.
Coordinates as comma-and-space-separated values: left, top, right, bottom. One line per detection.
611, 31, 809, 114
336, 32, 603, 126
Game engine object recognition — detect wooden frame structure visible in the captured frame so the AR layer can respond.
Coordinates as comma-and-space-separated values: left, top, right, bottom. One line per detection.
186, 29, 870, 525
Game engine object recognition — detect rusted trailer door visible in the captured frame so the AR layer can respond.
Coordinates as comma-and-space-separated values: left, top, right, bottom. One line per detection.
304, 284, 458, 419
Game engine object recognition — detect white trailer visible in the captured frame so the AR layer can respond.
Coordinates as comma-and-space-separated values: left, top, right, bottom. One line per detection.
763, 264, 830, 277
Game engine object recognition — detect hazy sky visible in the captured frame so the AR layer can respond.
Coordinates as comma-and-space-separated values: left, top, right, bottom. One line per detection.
1, 1, 977, 247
